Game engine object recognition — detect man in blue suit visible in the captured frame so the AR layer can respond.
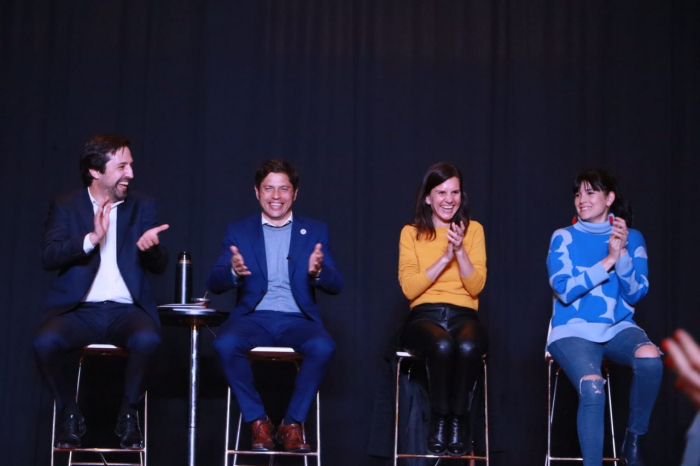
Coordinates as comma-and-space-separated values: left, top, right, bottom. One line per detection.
208, 159, 343, 453
33, 134, 169, 450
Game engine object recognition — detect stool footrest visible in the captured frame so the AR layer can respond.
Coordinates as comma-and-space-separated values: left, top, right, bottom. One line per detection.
68, 463, 143, 466
548, 456, 620, 462
54, 448, 145, 453
397, 453, 488, 460
225, 450, 319, 456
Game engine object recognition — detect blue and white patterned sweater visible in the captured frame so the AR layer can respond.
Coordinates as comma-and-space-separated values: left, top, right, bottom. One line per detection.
546, 219, 649, 348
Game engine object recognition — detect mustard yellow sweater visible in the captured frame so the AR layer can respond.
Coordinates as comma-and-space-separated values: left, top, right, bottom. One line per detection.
398, 221, 487, 310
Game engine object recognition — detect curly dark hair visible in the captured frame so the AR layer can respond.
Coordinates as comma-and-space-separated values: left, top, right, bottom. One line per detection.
254, 159, 299, 190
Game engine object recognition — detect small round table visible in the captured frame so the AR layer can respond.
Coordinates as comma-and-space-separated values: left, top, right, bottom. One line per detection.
159, 305, 229, 466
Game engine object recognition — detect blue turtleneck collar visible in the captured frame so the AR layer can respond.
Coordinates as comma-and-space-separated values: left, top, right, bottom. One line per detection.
573, 217, 612, 235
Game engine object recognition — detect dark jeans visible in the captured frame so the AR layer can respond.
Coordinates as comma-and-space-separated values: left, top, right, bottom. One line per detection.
213, 311, 335, 422
33, 302, 161, 408
399, 303, 489, 416
548, 328, 663, 466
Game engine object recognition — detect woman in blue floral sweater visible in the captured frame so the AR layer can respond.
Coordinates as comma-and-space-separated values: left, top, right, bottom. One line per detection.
546, 169, 662, 466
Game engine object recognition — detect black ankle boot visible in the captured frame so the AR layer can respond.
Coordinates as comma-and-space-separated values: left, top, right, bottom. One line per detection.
426, 414, 448, 455
621, 430, 645, 466
447, 414, 469, 457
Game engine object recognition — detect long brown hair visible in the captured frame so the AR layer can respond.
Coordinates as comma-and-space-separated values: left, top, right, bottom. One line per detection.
413, 162, 470, 240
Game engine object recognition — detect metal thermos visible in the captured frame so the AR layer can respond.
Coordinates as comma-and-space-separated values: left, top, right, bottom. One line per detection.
175, 251, 192, 304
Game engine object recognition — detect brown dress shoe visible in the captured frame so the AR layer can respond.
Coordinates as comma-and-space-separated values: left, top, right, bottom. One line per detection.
251, 418, 275, 451
276, 422, 311, 452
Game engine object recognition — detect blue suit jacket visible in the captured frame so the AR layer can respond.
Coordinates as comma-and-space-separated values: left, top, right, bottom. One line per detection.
207, 214, 343, 322
42, 189, 168, 326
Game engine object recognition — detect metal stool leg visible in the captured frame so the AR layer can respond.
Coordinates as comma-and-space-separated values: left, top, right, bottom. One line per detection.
67, 355, 85, 466
143, 390, 148, 466
483, 358, 489, 466
234, 411, 243, 466
392, 356, 404, 466
222, 386, 239, 466
224, 387, 230, 466
51, 401, 57, 466
604, 366, 618, 463
315, 389, 321, 466
546, 358, 556, 466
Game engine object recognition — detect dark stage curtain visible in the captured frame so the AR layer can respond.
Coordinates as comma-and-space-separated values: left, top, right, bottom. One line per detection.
1, 1, 699, 464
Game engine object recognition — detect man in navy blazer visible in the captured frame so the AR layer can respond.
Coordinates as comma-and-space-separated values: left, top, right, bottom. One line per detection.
33, 134, 169, 450
208, 159, 343, 453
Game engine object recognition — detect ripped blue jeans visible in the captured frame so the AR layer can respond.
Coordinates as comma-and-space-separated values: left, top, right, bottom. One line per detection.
547, 328, 663, 466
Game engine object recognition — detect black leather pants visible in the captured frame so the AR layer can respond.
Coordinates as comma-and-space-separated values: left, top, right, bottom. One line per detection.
400, 303, 489, 416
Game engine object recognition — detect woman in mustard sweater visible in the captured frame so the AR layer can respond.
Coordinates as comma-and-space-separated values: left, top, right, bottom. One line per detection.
398, 162, 488, 456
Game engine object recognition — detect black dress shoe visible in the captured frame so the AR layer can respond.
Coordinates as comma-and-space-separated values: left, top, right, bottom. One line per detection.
115, 413, 144, 449
447, 414, 469, 457
620, 430, 645, 466
55, 413, 86, 448
426, 414, 448, 455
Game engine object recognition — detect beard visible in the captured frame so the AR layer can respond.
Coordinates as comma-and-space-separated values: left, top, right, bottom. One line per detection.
106, 177, 130, 202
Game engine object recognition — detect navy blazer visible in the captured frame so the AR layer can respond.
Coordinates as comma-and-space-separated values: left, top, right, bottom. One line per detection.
207, 214, 343, 322
42, 189, 168, 325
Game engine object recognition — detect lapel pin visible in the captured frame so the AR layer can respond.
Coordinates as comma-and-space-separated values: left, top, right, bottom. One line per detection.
300, 229, 307, 235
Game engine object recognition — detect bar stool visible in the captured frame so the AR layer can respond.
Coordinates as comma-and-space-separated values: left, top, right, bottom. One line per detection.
545, 355, 619, 465
51, 344, 147, 466
224, 347, 321, 466
393, 351, 489, 466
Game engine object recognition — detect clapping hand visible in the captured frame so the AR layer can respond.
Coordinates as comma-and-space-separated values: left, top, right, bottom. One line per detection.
446, 221, 466, 251
230, 245, 251, 276
308, 243, 323, 277
608, 217, 629, 259
89, 200, 111, 246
